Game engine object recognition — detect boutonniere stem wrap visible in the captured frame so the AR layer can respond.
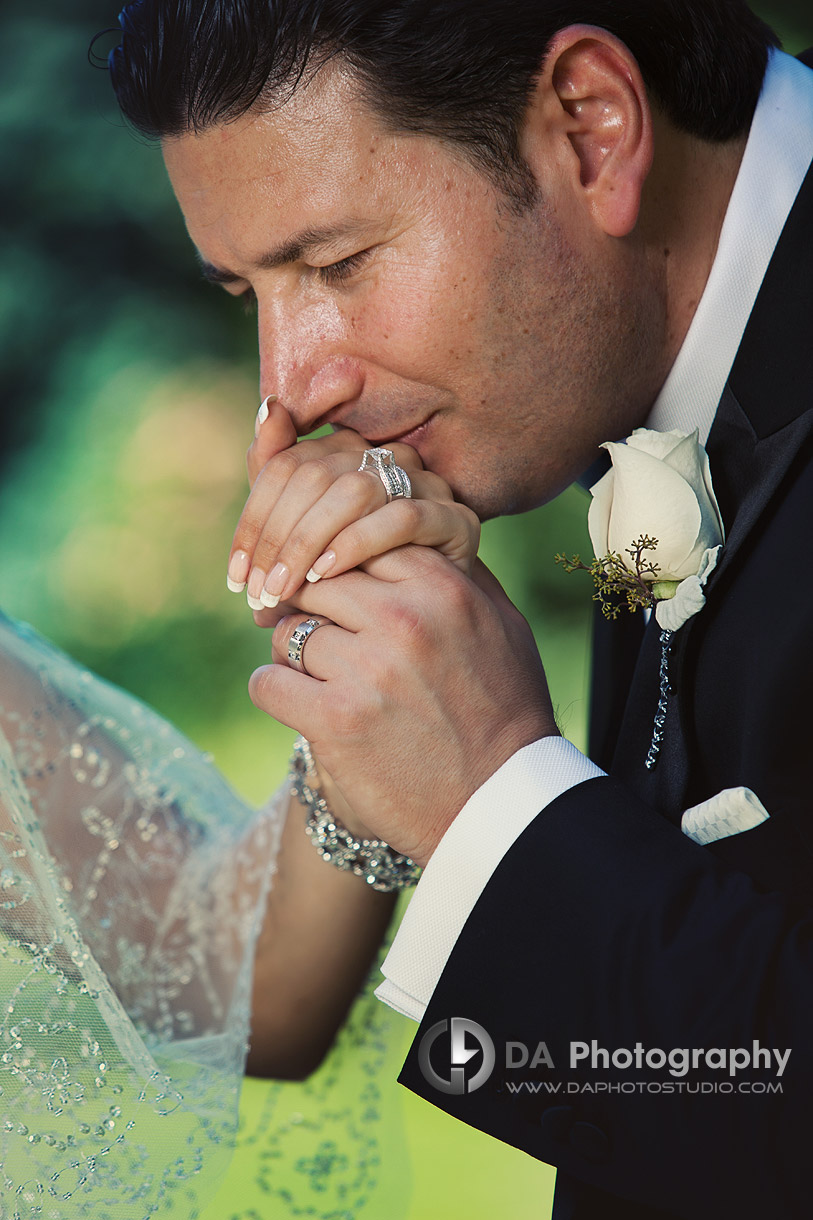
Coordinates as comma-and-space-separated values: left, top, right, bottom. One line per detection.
557, 427, 725, 768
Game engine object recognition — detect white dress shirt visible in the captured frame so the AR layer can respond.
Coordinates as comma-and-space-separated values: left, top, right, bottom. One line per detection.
376, 50, 813, 1023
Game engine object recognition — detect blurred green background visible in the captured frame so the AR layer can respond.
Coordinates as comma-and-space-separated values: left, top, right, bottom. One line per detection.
0, 3, 809, 1217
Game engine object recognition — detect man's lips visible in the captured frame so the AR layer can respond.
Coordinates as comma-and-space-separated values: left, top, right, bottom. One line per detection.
359, 413, 436, 448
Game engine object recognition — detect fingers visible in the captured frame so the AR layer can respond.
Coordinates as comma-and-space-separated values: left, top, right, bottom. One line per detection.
251, 558, 445, 636
244, 547, 440, 631
231, 399, 428, 600
251, 468, 467, 607
234, 395, 484, 693
247, 397, 295, 485
249, 658, 322, 737
245, 566, 393, 632
249, 548, 556, 869
248, 402, 422, 487
231, 447, 439, 608
247, 404, 369, 487
236, 455, 390, 607
270, 613, 353, 677
307, 496, 481, 582
255, 468, 389, 606
231, 442, 369, 596
248, 611, 355, 738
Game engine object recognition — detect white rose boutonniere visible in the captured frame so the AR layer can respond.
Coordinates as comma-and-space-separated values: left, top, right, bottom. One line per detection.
557, 428, 725, 632
556, 428, 725, 769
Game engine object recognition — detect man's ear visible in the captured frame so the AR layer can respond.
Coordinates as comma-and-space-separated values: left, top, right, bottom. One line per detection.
521, 26, 653, 237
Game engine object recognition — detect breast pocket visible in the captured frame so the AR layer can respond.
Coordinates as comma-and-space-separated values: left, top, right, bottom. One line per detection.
681, 786, 769, 846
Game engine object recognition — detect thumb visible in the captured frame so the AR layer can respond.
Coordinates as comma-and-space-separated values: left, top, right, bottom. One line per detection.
247, 396, 297, 485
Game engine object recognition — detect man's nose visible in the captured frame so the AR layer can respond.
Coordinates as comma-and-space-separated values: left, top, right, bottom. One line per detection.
257, 295, 365, 435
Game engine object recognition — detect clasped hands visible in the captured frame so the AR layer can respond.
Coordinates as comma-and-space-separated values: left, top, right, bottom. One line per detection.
232, 399, 558, 866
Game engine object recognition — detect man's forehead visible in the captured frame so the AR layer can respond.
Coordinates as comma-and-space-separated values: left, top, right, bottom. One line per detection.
162, 63, 397, 209
161, 80, 417, 282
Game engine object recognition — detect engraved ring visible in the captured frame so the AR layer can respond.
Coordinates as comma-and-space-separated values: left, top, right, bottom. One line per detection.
287, 617, 333, 675
358, 447, 412, 503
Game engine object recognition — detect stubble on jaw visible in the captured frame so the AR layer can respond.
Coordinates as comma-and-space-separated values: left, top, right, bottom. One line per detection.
446, 197, 670, 523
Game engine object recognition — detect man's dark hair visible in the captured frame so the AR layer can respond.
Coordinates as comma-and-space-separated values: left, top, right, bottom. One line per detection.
108, 0, 779, 206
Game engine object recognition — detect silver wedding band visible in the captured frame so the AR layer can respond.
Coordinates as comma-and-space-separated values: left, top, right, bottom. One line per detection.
288, 617, 332, 675
358, 447, 412, 503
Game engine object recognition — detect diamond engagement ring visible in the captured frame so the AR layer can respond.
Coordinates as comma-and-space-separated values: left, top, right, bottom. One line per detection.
287, 617, 332, 675
358, 447, 412, 502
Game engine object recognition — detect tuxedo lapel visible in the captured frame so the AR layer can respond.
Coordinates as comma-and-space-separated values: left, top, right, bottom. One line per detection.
588, 602, 644, 770
605, 157, 813, 817
706, 154, 813, 586
705, 393, 813, 591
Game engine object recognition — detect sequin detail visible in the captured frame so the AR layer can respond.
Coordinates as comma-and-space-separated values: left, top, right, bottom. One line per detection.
0, 612, 283, 1217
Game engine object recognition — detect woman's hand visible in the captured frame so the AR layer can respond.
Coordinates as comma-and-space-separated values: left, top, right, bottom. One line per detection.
227, 397, 480, 610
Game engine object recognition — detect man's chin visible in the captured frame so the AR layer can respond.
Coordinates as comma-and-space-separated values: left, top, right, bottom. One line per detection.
448, 482, 527, 524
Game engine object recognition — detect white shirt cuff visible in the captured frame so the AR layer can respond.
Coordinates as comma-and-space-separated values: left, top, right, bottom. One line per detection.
375, 737, 604, 1022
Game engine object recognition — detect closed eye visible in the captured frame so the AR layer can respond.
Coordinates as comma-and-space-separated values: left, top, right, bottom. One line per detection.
214, 245, 373, 310
317, 248, 373, 286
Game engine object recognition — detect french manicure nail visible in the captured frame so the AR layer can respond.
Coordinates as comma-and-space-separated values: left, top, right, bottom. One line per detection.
247, 566, 267, 610
255, 394, 278, 438
227, 550, 251, 593
306, 550, 336, 583
261, 562, 289, 607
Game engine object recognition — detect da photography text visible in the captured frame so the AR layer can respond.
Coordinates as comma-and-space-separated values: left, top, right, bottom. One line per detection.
417, 1018, 791, 1096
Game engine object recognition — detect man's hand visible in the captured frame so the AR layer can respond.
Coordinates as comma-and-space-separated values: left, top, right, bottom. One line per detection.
248, 547, 559, 865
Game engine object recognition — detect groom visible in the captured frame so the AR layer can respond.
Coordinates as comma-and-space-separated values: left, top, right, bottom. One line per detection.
109, 2, 813, 1216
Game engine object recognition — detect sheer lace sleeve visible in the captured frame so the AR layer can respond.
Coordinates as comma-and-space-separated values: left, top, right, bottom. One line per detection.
0, 612, 284, 1218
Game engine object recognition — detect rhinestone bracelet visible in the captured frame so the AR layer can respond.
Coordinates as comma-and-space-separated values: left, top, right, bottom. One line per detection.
289, 736, 422, 892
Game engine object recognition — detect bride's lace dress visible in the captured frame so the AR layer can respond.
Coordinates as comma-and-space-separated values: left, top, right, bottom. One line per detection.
0, 611, 284, 1217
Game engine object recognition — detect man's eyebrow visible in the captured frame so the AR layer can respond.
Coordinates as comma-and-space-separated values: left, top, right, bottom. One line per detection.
197, 221, 370, 285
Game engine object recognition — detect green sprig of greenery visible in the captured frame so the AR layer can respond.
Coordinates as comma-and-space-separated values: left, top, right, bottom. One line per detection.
555, 535, 661, 619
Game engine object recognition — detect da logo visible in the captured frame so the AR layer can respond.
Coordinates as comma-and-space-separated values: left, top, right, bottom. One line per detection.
418, 1017, 496, 1095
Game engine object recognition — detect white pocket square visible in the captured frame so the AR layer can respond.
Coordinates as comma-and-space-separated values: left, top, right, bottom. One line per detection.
680, 787, 769, 846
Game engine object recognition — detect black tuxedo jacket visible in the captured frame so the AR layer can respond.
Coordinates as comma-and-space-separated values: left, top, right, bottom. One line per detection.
398, 72, 813, 1220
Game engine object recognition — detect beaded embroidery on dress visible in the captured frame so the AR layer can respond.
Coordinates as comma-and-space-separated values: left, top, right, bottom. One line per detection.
0, 612, 284, 1218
